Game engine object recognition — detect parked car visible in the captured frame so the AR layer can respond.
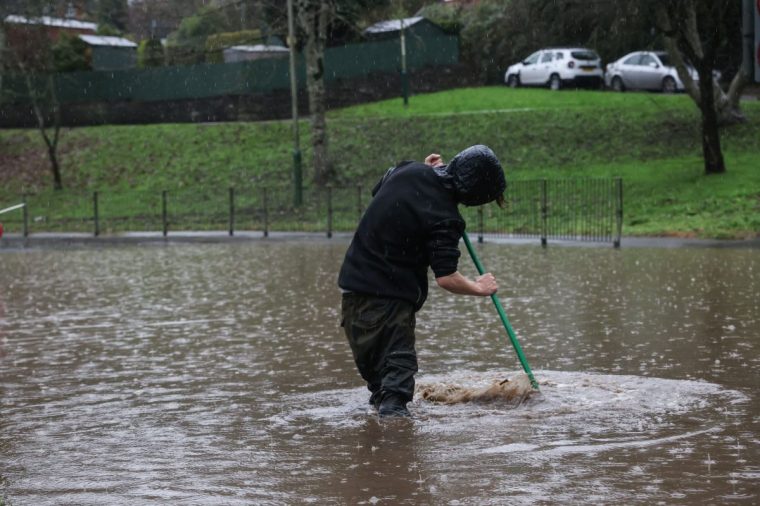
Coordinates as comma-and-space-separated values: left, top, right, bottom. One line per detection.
504, 47, 604, 90
604, 51, 698, 93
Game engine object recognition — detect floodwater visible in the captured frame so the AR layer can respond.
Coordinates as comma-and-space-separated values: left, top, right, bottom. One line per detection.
0, 240, 758, 505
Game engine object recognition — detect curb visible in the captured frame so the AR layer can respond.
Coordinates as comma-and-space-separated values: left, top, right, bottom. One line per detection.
2, 231, 759, 250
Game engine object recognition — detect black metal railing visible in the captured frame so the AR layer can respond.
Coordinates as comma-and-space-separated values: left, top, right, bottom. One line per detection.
461, 178, 623, 247
0, 178, 623, 247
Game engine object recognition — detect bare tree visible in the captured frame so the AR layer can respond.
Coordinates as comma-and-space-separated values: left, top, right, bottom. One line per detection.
13, 59, 64, 190
295, 0, 335, 186
655, 0, 749, 174
30, 77, 63, 191
4, 5, 66, 190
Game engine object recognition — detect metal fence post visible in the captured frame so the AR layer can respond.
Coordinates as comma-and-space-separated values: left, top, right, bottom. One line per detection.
326, 186, 333, 238
263, 187, 269, 238
541, 179, 548, 247
614, 177, 623, 248
162, 190, 168, 237
93, 191, 100, 237
0, 179, 622, 244
22, 194, 29, 238
356, 184, 363, 223
228, 187, 235, 236
477, 206, 484, 243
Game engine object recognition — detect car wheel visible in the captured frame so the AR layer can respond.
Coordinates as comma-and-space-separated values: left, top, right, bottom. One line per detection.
549, 74, 561, 91
662, 76, 676, 93
507, 74, 520, 88
611, 76, 625, 92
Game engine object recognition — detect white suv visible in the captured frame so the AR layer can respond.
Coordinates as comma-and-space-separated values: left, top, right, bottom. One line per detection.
504, 47, 603, 90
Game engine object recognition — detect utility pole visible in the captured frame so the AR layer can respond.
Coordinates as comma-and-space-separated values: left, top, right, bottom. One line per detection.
753, 0, 760, 83
287, 0, 303, 207
0, 25, 5, 95
742, 0, 756, 82
400, 16, 409, 107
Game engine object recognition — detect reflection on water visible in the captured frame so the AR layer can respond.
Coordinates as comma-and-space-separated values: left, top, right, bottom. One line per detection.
0, 241, 758, 504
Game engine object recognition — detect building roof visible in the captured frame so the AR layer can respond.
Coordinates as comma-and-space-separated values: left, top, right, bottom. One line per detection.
226, 45, 288, 53
4, 15, 97, 31
364, 16, 425, 34
79, 35, 137, 48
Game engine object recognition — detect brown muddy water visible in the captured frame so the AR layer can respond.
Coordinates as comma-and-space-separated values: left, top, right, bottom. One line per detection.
0, 240, 758, 505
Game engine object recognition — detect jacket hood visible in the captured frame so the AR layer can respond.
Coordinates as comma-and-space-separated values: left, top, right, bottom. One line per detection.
435, 145, 506, 206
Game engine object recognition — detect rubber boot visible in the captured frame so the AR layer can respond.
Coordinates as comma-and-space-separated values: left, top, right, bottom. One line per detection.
378, 393, 410, 418
369, 390, 382, 410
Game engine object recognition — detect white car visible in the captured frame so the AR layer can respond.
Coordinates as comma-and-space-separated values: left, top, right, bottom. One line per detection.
504, 47, 603, 90
604, 51, 697, 92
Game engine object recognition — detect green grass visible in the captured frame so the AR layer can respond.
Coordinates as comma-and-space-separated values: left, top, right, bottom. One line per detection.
329, 86, 694, 118
1, 86, 759, 238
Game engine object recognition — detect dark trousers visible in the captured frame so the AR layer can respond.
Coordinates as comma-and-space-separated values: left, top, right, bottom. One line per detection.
341, 293, 418, 404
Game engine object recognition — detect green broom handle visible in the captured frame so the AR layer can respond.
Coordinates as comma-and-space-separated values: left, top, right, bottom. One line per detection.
462, 231, 539, 390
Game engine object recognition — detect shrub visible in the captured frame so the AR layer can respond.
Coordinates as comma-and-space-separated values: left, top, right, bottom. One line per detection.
137, 39, 165, 68
165, 6, 226, 65
417, 3, 463, 34
52, 33, 91, 72
205, 29, 263, 64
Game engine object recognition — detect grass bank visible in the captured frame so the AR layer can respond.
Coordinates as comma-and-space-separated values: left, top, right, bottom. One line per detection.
1, 87, 759, 238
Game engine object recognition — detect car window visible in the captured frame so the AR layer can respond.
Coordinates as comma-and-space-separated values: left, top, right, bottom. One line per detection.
555, 52, 564, 60
540, 52, 553, 63
571, 50, 598, 61
656, 53, 671, 66
639, 54, 656, 66
623, 54, 641, 65
524, 52, 540, 65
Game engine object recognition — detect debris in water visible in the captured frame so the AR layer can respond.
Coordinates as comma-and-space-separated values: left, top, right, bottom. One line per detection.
415, 373, 537, 406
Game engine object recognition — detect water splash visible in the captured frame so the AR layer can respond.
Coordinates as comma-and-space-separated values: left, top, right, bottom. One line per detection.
415, 372, 537, 406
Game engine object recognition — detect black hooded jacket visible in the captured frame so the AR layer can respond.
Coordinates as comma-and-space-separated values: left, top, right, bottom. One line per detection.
338, 145, 505, 311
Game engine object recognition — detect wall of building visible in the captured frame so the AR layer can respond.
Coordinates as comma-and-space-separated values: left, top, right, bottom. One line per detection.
91, 46, 137, 71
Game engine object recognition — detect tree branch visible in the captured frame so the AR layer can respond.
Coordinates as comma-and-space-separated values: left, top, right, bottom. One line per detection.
726, 68, 748, 110
683, 0, 704, 60
656, 3, 700, 103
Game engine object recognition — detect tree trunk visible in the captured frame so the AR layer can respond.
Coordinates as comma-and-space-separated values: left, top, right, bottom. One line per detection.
696, 62, 725, 174
6, 7, 65, 190
47, 141, 63, 190
659, 3, 747, 129
304, 31, 329, 185
25, 72, 64, 190
654, 1, 743, 175
715, 69, 749, 125
298, 0, 334, 187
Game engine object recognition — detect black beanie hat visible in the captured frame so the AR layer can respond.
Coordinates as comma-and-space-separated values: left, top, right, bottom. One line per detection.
442, 145, 506, 206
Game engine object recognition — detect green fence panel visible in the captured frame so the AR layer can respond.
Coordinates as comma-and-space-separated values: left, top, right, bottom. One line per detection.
1, 34, 458, 106
324, 34, 458, 81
